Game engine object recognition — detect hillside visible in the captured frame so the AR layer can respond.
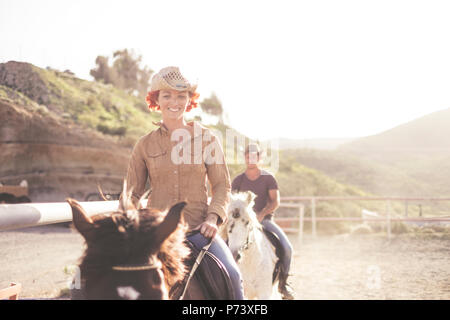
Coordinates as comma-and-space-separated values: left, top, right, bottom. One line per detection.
270, 154, 415, 233
340, 107, 450, 159
335, 107, 450, 199
0, 61, 162, 202
281, 148, 437, 197
277, 149, 450, 220
0, 61, 162, 146
3, 60, 439, 225
276, 137, 356, 150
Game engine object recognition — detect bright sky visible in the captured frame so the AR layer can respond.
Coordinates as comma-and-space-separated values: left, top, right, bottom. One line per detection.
1, 0, 450, 140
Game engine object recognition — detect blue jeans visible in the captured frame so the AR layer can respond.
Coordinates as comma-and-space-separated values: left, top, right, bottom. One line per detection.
261, 217, 293, 276
187, 232, 244, 300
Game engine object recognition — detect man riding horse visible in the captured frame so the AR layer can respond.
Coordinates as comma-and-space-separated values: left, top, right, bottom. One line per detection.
232, 143, 295, 300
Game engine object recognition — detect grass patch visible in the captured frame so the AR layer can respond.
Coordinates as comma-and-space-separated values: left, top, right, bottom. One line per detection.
3, 65, 162, 147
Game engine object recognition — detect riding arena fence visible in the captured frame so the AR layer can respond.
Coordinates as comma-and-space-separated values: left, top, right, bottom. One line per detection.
1, 197, 450, 245
277, 196, 450, 244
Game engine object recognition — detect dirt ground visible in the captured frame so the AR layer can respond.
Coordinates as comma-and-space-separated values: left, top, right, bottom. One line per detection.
289, 233, 450, 300
1, 225, 449, 299
0, 224, 84, 299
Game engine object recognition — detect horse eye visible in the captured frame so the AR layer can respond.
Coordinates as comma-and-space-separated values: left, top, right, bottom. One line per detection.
232, 209, 240, 219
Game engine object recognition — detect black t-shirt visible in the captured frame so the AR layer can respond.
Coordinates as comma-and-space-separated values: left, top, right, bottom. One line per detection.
231, 170, 279, 214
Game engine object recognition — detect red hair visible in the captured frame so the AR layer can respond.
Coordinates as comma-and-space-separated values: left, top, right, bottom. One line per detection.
146, 90, 200, 112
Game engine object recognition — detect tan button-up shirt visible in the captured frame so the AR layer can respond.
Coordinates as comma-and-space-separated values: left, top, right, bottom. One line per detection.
124, 121, 230, 230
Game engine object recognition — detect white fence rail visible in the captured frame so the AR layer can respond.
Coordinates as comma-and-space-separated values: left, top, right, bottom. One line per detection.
275, 196, 450, 243
1, 197, 450, 244
0, 201, 121, 231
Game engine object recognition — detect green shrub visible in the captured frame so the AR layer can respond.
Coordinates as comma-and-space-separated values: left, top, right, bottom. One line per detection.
350, 223, 373, 235
391, 221, 411, 234
96, 124, 127, 136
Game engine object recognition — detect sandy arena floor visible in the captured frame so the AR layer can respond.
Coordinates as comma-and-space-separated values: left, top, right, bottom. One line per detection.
1, 225, 449, 299
289, 234, 450, 300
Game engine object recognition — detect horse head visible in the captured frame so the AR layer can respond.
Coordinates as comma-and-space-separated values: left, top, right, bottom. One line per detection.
226, 191, 261, 261
226, 191, 282, 300
66, 182, 189, 299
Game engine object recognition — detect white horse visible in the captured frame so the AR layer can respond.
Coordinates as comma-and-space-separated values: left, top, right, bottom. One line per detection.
223, 191, 281, 300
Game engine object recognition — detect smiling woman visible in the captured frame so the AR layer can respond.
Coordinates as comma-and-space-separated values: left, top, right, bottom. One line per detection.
145, 69, 200, 113
122, 66, 245, 299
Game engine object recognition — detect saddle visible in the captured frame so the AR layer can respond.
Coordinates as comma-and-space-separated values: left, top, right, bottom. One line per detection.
262, 227, 283, 283
170, 234, 235, 300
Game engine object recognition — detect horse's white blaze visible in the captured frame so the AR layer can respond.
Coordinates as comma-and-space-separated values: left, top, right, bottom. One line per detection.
117, 286, 141, 300
226, 192, 280, 300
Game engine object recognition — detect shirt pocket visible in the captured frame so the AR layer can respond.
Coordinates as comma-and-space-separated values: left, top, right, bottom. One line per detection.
145, 150, 168, 180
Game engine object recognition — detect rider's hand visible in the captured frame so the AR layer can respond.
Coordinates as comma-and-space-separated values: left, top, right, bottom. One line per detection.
195, 213, 219, 238
256, 211, 265, 223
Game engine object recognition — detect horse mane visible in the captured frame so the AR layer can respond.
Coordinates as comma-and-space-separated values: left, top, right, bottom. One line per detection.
232, 192, 263, 231
246, 206, 263, 231
133, 207, 189, 288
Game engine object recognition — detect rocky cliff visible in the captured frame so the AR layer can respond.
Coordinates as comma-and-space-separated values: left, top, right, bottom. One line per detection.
0, 99, 131, 202
0, 61, 158, 202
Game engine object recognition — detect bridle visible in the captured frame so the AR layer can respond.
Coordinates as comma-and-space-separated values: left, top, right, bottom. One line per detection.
234, 221, 255, 262
112, 255, 162, 272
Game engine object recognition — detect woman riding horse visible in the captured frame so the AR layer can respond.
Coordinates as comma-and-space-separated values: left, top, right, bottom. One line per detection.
122, 66, 244, 299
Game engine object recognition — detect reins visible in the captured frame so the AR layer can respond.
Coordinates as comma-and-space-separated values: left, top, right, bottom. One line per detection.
179, 239, 213, 300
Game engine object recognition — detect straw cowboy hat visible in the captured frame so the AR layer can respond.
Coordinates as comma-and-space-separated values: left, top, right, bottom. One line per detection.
150, 66, 197, 93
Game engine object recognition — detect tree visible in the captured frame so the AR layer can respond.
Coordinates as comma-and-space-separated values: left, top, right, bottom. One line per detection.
200, 92, 224, 123
111, 49, 140, 92
90, 56, 117, 85
90, 49, 153, 97
136, 66, 153, 98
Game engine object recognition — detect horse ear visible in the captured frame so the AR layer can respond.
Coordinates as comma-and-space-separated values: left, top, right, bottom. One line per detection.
153, 202, 186, 247
246, 191, 256, 205
66, 198, 95, 240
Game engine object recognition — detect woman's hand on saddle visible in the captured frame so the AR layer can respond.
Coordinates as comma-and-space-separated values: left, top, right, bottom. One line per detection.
195, 213, 219, 238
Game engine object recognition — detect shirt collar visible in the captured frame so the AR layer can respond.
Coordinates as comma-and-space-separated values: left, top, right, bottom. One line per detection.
153, 121, 204, 138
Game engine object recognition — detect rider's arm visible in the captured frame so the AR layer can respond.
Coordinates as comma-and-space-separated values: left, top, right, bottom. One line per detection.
205, 133, 231, 227
257, 189, 280, 221
121, 138, 149, 208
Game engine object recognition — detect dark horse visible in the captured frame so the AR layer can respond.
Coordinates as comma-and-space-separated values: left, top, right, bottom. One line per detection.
67, 187, 233, 300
